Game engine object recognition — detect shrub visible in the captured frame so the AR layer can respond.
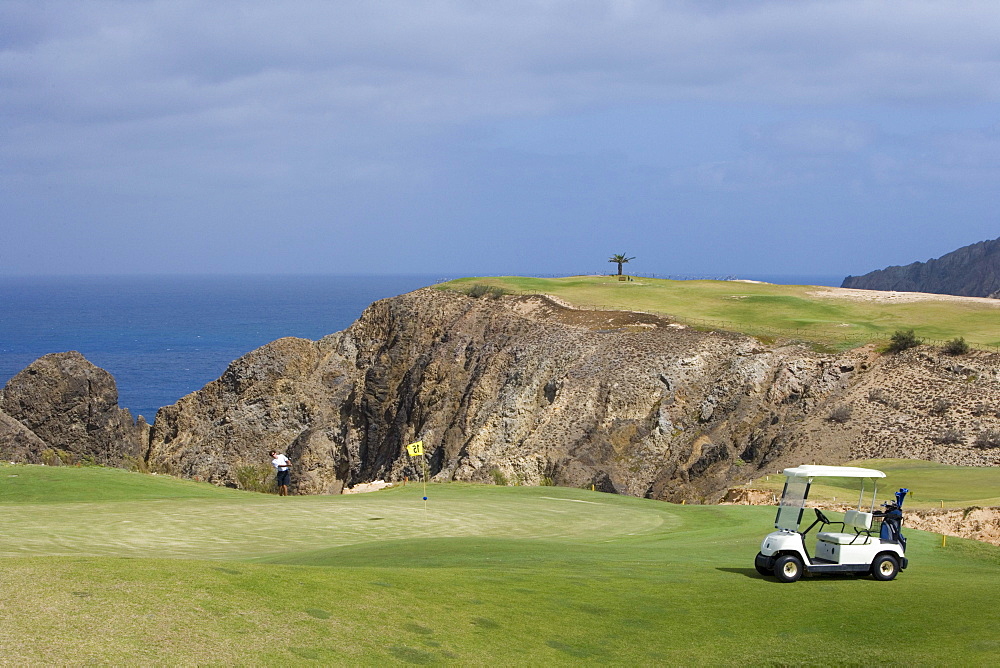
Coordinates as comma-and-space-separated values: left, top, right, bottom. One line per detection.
123, 455, 150, 473
868, 388, 900, 410
974, 429, 1000, 449
235, 463, 277, 493
886, 329, 921, 353
943, 337, 970, 356
466, 284, 506, 299
490, 468, 509, 486
930, 398, 951, 416
971, 403, 993, 417
931, 428, 964, 445
827, 404, 853, 424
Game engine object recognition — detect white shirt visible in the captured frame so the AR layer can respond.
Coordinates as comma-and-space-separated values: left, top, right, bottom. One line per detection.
271, 454, 290, 471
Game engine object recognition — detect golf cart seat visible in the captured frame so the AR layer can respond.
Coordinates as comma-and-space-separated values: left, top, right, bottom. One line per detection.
818, 510, 875, 545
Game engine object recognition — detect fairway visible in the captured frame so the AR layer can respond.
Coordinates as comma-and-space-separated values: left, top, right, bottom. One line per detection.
2, 465, 999, 665
439, 276, 1000, 350
748, 458, 1000, 509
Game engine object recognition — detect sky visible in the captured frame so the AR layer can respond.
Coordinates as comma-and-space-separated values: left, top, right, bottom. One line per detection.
2, 1, 999, 279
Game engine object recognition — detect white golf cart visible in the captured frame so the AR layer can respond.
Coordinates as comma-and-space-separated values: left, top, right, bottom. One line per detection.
754, 465, 909, 583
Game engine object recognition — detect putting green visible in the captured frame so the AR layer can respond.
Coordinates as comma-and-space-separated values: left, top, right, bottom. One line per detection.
0, 482, 677, 560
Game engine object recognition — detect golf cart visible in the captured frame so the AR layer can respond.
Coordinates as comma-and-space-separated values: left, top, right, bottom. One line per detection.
754, 465, 909, 583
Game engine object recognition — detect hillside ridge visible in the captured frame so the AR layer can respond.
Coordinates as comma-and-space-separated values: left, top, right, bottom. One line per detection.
843, 236, 1000, 298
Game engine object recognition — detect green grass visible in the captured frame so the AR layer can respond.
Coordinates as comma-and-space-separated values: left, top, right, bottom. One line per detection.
0, 464, 243, 503
438, 275, 1000, 350
749, 458, 1000, 509
1, 463, 999, 664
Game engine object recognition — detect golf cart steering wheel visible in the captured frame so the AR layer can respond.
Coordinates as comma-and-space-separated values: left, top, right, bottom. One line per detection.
814, 508, 832, 524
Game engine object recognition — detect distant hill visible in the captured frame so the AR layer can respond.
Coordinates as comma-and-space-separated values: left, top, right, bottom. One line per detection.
842, 237, 1000, 298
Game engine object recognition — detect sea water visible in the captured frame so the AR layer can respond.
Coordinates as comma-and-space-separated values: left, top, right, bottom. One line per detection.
0, 275, 441, 421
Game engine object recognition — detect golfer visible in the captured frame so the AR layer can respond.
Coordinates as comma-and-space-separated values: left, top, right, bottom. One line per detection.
270, 450, 291, 496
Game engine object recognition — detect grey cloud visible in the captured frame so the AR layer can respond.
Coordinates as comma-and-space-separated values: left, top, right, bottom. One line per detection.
5, 0, 1000, 128
3, 0, 1000, 276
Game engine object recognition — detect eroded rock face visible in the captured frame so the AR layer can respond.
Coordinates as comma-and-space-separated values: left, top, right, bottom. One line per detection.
0, 352, 147, 466
143, 289, 887, 500
146, 337, 353, 493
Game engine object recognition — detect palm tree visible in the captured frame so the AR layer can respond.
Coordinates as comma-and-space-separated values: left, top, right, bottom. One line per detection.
608, 253, 635, 276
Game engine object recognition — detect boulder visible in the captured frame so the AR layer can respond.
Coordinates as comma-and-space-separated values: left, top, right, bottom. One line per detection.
0, 352, 147, 466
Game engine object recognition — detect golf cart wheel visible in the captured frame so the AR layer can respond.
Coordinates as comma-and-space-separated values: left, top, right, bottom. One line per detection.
871, 554, 899, 581
773, 555, 804, 583
754, 552, 772, 576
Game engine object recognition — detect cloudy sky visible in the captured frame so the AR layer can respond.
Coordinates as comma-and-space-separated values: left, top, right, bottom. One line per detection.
2, 1, 999, 278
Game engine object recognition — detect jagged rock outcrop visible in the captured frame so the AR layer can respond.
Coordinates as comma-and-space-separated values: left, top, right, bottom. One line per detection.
146, 290, 807, 498
0, 352, 148, 466
842, 237, 1000, 298
146, 337, 354, 493
144, 288, 1000, 501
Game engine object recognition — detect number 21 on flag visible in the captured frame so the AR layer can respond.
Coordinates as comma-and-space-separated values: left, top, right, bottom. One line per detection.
406, 441, 424, 457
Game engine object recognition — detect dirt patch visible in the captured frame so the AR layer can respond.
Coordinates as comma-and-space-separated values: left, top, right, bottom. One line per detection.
722, 487, 1000, 546
343, 480, 392, 494
905, 507, 1000, 546
719, 488, 777, 505
510, 294, 674, 331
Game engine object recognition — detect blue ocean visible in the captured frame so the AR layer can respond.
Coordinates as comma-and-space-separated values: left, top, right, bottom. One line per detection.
1, 273, 844, 423
0, 275, 442, 422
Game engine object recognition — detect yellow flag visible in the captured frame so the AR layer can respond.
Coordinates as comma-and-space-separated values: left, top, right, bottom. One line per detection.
406, 441, 424, 457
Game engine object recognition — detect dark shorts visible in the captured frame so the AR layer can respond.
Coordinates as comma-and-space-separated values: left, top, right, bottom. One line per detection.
276, 469, 290, 486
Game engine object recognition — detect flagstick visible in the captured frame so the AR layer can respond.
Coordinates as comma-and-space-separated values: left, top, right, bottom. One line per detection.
405, 441, 428, 516
422, 454, 428, 516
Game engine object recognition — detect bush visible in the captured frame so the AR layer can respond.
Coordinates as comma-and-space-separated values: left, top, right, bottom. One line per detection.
974, 429, 1000, 449
235, 463, 277, 493
886, 329, 921, 353
868, 388, 900, 410
943, 337, 970, 356
827, 404, 853, 424
931, 428, 964, 445
466, 284, 506, 299
123, 455, 150, 473
971, 403, 994, 417
490, 468, 509, 486
41, 449, 76, 466
930, 398, 951, 416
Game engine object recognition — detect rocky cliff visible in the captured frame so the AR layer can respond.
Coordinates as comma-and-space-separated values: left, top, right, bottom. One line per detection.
4, 289, 1000, 502
842, 237, 1000, 298
144, 288, 1000, 500
0, 351, 148, 466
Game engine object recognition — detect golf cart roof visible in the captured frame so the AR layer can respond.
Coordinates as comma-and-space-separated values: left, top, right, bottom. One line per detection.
782, 465, 885, 479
